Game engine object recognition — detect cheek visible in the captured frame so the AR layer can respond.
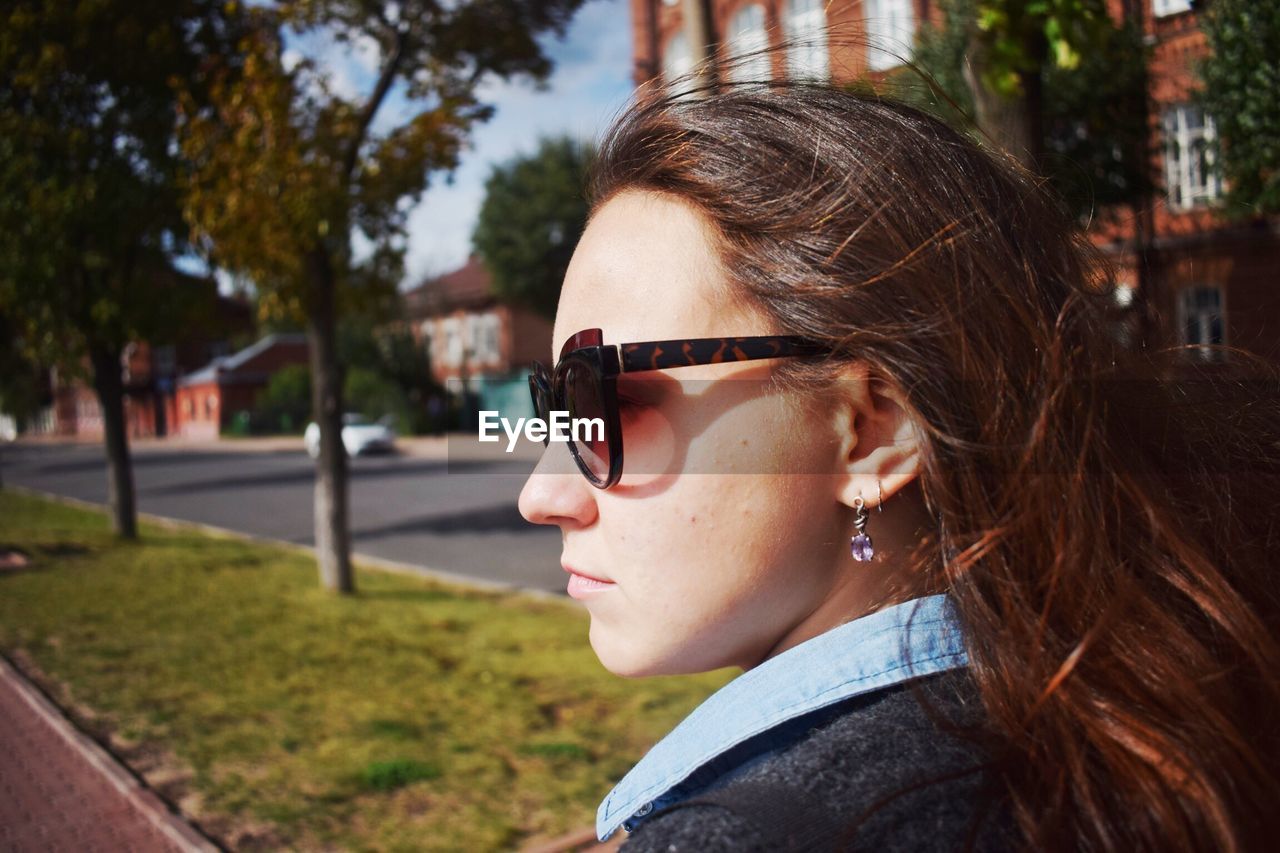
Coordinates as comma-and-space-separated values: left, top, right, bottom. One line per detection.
692, 392, 837, 479
611, 394, 839, 582
587, 394, 843, 672
596, 474, 839, 676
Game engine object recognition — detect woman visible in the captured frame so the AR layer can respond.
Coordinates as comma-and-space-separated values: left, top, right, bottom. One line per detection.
517, 79, 1280, 851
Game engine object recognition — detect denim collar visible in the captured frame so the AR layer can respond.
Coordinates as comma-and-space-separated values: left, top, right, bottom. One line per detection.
596, 594, 968, 841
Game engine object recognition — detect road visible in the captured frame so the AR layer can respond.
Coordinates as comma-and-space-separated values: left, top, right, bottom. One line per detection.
1, 440, 569, 596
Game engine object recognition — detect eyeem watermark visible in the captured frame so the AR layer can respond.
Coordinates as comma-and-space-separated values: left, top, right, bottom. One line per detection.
478, 410, 604, 452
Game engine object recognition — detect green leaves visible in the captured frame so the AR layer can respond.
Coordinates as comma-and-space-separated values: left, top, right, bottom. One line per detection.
0, 0, 244, 363
1196, 0, 1280, 216
177, 0, 588, 325
471, 135, 595, 321
971, 0, 1109, 96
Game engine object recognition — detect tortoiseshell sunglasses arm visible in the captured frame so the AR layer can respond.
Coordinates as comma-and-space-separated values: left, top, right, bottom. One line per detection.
616, 335, 826, 373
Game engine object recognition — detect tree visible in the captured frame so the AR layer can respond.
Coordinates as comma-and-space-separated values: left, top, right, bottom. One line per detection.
905, 0, 1162, 346
472, 135, 594, 320
335, 318, 444, 434
0, 1, 244, 538
907, 0, 1155, 223
0, 310, 47, 431
1196, 0, 1280, 217
925, 0, 1118, 171
177, 0, 586, 593
252, 364, 313, 433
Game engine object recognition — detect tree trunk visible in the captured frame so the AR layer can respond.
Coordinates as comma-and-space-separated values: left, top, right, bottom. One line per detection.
962, 29, 1038, 170
89, 343, 138, 539
1121, 0, 1157, 352
306, 248, 354, 594
682, 0, 716, 94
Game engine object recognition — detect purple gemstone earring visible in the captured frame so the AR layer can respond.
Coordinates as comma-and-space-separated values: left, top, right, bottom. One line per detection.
850, 495, 874, 561
850, 482, 883, 562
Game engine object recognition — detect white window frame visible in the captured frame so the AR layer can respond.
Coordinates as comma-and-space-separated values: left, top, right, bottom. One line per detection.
864, 0, 915, 72
1153, 0, 1192, 18
784, 0, 830, 82
662, 30, 695, 95
1162, 104, 1222, 211
725, 4, 771, 84
1176, 284, 1228, 361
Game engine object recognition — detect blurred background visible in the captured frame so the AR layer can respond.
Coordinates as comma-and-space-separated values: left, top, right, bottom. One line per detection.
0, 0, 1276, 850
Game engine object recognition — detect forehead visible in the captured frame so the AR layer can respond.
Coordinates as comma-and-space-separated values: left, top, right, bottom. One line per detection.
552, 190, 748, 358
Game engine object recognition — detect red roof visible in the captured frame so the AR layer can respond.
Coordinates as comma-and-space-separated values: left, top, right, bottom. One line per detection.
404, 254, 494, 317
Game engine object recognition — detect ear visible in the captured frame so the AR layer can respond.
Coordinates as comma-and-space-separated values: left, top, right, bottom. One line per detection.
828, 362, 923, 511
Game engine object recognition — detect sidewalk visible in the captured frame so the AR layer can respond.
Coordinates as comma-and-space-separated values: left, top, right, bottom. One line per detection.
0, 656, 215, 852
11, 431, 544, 463
0, 649, 621, 853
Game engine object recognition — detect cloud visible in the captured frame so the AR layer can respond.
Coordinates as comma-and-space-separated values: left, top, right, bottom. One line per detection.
400, 0, 636, 285
283, 26, 378, 102
279, 0, 636, 287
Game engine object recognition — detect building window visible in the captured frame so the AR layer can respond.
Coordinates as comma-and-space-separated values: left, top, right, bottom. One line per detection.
472, 313, 501, 366
442, 317, 463, 367
662, 30, 695, 95
864, 0, 915, 72
784, 0, 829, 81
725, 4, 771, 84
1153, 0, 1192, 17
1178, 285, 1227, 361
1162, 104, 1222, 210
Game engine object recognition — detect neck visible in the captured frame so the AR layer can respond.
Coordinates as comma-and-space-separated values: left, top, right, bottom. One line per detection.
746, 479, 941, 669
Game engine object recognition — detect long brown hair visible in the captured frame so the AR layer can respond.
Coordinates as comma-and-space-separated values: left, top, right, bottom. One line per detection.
586, 79, 1280, 850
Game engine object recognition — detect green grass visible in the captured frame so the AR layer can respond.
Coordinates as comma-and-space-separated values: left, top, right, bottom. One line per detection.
0, 491, 734, 851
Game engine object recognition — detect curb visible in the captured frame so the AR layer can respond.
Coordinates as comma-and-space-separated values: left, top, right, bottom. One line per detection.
0, 652, 221, 853
4, 485, 582, 612
5, 433, 546, 463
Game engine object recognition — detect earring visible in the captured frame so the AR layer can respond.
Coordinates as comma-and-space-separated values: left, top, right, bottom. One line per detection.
850, 493, 874, 562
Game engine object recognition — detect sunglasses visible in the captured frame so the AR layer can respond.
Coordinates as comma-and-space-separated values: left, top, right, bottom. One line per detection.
527, 328, 827, 489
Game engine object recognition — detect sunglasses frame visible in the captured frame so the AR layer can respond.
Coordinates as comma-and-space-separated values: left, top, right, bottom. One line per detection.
528, 328, 826, 489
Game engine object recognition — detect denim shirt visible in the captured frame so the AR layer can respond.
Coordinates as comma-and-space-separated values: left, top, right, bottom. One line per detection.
596, 594, 968, 842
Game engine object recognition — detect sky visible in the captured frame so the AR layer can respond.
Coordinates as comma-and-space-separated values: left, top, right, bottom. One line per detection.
227, 0, 638, 293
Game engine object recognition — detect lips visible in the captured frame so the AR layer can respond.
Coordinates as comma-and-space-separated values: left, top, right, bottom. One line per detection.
562, 563, 613, 584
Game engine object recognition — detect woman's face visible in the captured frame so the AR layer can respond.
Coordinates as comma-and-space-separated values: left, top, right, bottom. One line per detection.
518, 189, 857, 678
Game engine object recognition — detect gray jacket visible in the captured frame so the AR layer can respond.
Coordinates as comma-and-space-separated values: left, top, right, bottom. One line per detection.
619, 669, 1018, 852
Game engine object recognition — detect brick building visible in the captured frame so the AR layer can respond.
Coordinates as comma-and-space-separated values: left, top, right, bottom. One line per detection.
37, 290, 253, 439
171, 333, 310, 439
402, 254, 553, 420
403, 254, 554, 384
628, 0, 1279, 362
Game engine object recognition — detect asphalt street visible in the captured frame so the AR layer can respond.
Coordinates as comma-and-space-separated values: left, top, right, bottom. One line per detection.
1, 441, 568, 595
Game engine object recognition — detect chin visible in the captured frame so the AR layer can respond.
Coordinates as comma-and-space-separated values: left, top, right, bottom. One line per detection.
589, 624, 725, 678
588, 625, 667, 677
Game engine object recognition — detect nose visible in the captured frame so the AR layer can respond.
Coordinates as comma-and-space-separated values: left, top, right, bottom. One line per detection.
518, 440, 599, 529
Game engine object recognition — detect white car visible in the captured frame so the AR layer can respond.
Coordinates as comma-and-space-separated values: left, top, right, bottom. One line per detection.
305, 413, 396, 459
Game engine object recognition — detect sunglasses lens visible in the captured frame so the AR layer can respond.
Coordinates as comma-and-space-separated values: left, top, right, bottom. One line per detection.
564, 361, 611, 486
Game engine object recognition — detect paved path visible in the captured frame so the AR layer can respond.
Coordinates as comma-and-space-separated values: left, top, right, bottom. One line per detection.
0, 657, 212, 853
1, 438, 567, 596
